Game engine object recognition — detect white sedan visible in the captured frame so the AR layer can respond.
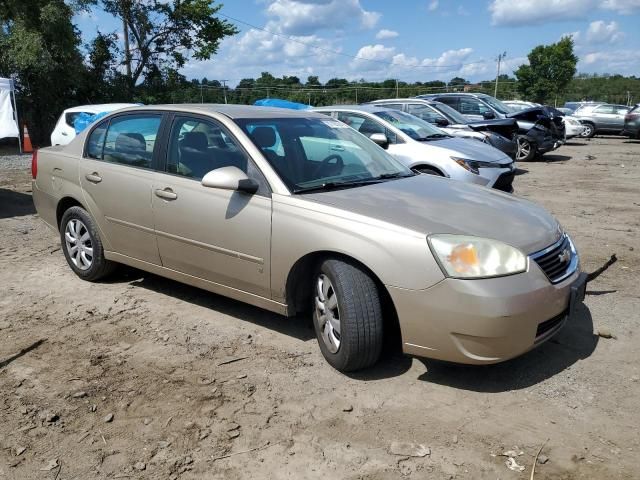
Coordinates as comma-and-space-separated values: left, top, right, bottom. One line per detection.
50, 103, 138, 146
563, 116, 586, 139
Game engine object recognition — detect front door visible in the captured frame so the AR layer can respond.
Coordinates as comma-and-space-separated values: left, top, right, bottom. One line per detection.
152, 115, 272, 298
79, 113, 164, 264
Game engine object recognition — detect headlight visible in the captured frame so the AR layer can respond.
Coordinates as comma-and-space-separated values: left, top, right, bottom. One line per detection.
428, 234, 527, 278
451, 157, 501, 174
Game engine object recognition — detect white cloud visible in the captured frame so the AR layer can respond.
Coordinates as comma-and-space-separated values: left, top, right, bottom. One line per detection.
376, 29, 399, 40
266, 0, 381, 35
428, 0, 439, 11
457, 5, 470, 16
489, 0, 593, 26
586, 20, 624, 44
580, 49, 640, 75
601, 0, 640, 14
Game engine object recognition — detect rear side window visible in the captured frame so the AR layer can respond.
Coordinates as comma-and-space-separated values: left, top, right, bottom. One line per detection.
102, 115, 162, 169
594, 105, 614, 114
407, 104, 446, 124
86, 121, 108, 159
435, 96, 459, 109
65, 111, 92, 128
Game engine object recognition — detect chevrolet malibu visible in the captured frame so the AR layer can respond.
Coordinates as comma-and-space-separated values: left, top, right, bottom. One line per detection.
32, 105, 587, 372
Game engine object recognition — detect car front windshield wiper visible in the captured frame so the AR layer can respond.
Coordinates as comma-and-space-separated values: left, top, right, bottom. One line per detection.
373, 172, 415, 180
417, 133, 451, 141
293, 178, 386, 194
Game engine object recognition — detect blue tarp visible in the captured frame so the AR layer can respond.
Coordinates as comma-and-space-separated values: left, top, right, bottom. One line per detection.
73, 111, 110, 134
254, 98, 311, 110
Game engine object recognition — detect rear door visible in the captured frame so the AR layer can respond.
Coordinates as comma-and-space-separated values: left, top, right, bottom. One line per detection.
79, 113, 164, 264
613, 105, 629, 130
151, 114, 272, 298
591, 105, 616, 130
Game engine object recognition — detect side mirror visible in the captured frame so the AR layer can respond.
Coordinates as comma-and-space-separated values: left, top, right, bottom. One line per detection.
482, 111, 495, 120
201, 166, 258, 194
369, 133, 389, 149
435, 117, 449, 127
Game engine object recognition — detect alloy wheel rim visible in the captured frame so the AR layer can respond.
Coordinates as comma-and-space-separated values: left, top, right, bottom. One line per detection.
516, 138, 530, 160
315, 274, 341, 353
581, 125, 593, 137
65, 219, 93, 271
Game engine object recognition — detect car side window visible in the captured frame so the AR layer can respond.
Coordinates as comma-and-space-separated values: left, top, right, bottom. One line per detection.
336, 112, 398, 144
167, 116, 252, 180
101, 115, 161, 169
407, 104, 446, 124
436, 96, 458, 109
459, 98, 490, 116
594, 105, 614, 114
86, 121, 108, 159
380, 103, 403, 111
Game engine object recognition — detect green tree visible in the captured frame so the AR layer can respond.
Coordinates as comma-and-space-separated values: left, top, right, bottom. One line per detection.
514, 37, 578, 104
0, 0, 86, 145
99, 0, 237, 90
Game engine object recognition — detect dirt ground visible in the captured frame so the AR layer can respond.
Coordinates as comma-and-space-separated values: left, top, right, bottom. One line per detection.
1, 136, 639, 480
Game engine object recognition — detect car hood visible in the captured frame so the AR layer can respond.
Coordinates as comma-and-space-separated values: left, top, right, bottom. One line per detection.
423, 136, 511, 164
303, 175, 561, 254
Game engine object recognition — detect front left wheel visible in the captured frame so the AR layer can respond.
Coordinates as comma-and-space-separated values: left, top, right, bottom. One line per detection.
60, 206, 116, 281
312, 259, 384, 372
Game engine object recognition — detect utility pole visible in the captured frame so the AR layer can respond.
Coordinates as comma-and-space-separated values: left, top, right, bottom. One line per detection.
355, 87, 358, 104
395, 78, 399, 98
200, 84, 204, 103
494, 52, 506, 98
122, 1, 132, 82
307, 93, 311, 106
220, 80, 228, 104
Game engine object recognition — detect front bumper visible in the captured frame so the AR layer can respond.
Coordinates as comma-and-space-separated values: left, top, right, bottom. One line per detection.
389, 261, 583, 364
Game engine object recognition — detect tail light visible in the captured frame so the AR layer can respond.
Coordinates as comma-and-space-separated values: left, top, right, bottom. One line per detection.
31, 149, 38, 179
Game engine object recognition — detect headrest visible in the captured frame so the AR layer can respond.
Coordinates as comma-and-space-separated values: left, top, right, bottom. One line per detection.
115, 133, 145, 151
181, 131, 208, 151
251, 127, 276, 148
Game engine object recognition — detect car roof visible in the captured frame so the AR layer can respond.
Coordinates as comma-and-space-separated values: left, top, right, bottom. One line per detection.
112, 103, 326, 119
64, 103, 139, 113
418, 92, 487, 98
312, 104, 396, 114
368, 98, 437, 105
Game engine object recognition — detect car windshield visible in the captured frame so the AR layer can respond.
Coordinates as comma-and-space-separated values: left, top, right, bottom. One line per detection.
236, 117, 413, 193
373, 110, 448, 140
478, 95, 511, 115
431, 102, 468, 124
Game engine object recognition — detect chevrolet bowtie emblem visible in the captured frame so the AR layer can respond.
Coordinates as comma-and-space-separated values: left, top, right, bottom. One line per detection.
558, 248, 571, 264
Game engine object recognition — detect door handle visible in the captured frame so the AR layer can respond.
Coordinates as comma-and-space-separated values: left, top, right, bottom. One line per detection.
330, 145, 345, 151
155, 188, 178, 200
85, 172, 102, 183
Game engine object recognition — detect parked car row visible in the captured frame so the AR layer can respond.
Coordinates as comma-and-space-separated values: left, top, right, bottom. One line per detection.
35, 103, 587, 373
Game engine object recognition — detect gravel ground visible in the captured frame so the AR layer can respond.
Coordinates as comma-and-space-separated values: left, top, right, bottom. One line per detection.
0, 136, 639, 479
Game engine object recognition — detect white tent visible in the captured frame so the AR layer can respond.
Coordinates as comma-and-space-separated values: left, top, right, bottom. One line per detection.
0, 77, 21, 152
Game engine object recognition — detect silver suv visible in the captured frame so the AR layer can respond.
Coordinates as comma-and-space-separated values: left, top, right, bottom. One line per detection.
572, 103, 630, 138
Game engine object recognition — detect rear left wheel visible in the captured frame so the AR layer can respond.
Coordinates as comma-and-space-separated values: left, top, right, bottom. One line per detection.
312, 259, 384, 372
60, 206, 116, 281
515, 136, 535, 162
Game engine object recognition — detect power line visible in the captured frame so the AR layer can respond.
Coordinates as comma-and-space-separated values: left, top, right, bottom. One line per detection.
217, 12, 489, 71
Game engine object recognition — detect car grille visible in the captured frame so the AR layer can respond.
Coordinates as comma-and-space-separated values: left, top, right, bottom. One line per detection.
535, 309, 567, 342
531, 235, 576, 283
492, 171, 514, 193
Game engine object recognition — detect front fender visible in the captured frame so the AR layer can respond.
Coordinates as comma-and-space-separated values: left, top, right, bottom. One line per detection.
270, 194, 445, 302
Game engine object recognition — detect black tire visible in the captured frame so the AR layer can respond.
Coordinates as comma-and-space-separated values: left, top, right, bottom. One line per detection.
515, 136, 536, 162
312, 259, 383, 372
580, 123, 595, 138
414, 166, 443, 176
60, 206, 116, 281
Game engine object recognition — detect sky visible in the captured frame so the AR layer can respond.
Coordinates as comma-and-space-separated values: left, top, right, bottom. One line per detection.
75, 0, 640, 87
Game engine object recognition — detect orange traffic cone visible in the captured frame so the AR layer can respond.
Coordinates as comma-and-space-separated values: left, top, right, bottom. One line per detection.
23, 124, 33, 153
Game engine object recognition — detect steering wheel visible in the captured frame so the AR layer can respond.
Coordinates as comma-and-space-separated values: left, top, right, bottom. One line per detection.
313, 154, 344, 178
